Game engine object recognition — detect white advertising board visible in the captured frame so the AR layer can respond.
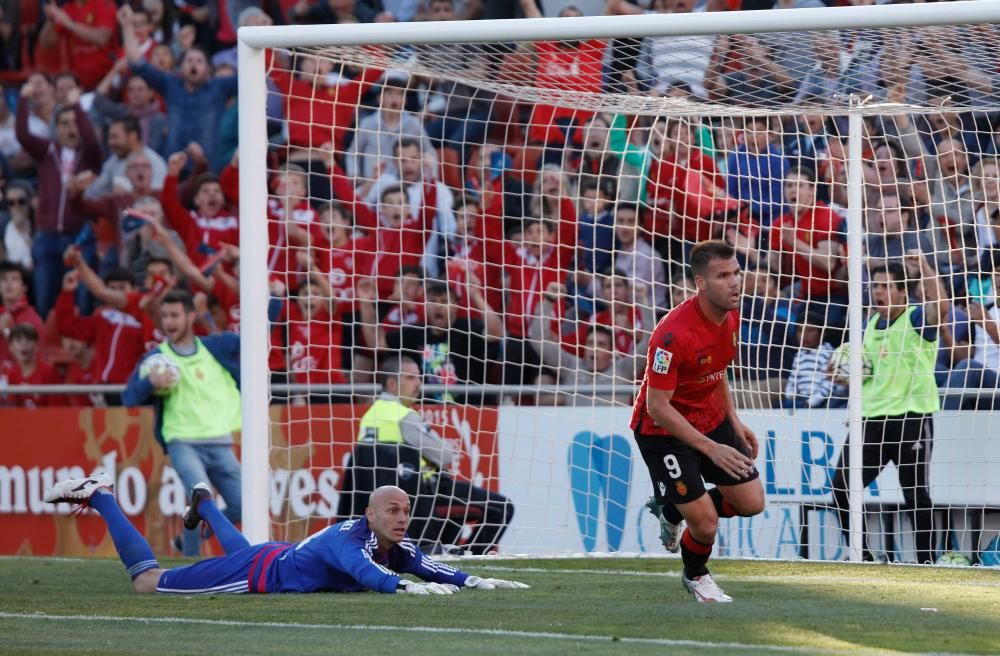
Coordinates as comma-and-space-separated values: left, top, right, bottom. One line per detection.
495, 408, 1000, 558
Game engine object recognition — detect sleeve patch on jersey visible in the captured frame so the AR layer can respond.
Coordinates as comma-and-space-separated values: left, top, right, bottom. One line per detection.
652, 347, 673, 374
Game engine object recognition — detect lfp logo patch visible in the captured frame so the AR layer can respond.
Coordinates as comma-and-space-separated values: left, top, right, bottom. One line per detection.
652, 347, 672, 374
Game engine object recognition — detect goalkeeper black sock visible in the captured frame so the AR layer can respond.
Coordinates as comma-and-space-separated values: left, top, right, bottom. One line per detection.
708, 487, 737, 518
680, 528, 713, 579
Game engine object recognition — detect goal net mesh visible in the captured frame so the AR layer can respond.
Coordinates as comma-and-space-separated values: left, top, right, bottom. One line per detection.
254, 19, 1000, 562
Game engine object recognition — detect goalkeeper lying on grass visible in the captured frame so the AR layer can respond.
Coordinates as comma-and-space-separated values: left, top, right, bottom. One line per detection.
45, 478, 527, 596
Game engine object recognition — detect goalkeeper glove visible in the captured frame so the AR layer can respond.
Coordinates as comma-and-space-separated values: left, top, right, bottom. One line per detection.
397, 580, 459, 595
464, 575, 530, 590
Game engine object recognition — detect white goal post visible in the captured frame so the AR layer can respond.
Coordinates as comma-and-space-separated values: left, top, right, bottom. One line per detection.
238, 1, 1000, 560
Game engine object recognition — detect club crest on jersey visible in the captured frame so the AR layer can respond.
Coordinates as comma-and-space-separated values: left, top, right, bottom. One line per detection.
698, 355, 713, 367
675, 481, 688, 496
652, 347, 672, 374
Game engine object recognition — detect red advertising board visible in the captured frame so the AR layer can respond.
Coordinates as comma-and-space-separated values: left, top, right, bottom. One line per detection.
0, 405, 499, 557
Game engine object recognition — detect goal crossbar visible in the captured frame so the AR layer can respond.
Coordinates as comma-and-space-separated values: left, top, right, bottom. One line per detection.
238, 1, 1000, 50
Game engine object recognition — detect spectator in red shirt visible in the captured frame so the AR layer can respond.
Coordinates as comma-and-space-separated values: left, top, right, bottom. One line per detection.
442, 193, 505, 315
517, 0, 605, 148
0, 324, 61, 407
359, 185, 438, 299
767, 166, 847, 308
493, 215, 576, 387
40, 0, 118, 90
560, 271, 655, 361
160, 150, 239, 267
64, 236, 172, 342
132, 256, 178, 349
55, 263, 147, 385
274, 273, 346, 399
361, 137, 455, 278
349, 266, 419, 362
376, 266, 426, 332
502, 215, 576, 340
267, 165, 316, 284
647, 118, 741, 254
270, 53, 383, 152
309, 202, 362, 317
465, 144, 527, 227
117, 6, 158, 62
0, 261, 43, 363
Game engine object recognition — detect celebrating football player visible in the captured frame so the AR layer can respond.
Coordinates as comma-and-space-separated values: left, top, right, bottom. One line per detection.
631, 240, 765, 602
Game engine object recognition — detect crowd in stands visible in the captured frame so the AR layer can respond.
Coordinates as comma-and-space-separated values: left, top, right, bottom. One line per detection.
0, 0, 999, 411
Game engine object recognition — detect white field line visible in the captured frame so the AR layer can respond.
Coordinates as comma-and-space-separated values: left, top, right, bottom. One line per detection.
0, 611, 937, 656
467, 565, 1000, 587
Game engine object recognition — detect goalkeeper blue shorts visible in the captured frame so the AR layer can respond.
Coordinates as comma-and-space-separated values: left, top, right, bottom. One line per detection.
156, 542, 291, 594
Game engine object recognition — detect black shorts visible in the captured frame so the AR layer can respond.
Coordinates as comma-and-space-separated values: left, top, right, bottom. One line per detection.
634, 418, 759, 506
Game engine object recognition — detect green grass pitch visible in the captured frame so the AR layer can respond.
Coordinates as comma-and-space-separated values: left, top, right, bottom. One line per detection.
1, 557, 998, 655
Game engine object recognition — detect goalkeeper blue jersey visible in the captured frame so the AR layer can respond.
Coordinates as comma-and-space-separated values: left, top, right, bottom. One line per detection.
265, 517, 469, 593
156, 517, 469, 595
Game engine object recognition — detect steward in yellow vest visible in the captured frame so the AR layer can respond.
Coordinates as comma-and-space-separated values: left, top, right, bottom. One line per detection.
356, 356, 514, 555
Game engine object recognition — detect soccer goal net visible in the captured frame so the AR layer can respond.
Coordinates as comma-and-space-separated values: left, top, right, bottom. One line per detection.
237, 1, 1000, 564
